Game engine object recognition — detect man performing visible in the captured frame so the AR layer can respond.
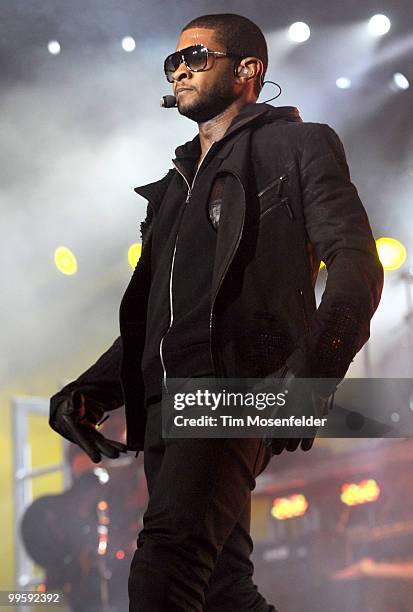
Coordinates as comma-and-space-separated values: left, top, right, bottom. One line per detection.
49, 13, 384, 612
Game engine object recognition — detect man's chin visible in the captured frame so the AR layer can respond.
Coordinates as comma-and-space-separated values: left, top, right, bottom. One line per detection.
177, 101, 218, 123
177, 100, 200, 120
176, 87, 238, 123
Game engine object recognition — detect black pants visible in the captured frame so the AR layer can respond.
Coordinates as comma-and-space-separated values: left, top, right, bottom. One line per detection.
128, 396, 278, 612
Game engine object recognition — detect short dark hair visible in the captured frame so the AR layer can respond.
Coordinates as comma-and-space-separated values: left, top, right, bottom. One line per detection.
181, 13, 268, 95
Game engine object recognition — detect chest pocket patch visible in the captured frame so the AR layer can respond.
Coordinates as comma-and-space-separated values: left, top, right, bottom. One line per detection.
207, 176, 226, 230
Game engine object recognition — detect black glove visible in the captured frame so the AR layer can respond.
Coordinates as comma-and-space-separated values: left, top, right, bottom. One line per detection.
260, 366, 335, 455
49, 389, 127, 463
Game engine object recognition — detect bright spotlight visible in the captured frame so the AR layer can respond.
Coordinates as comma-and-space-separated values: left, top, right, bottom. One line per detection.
128, 243, 142, 268
122, 36, 136, 52
368, 14, 391, 36
93, 468, 110, 484
340, 479, 380, 506
393, 72, 410, 90
54, 246, 77, 275
376, 237, 407, 271
47, 40, 61, 55
336, 77, 351, 89
271, 494, 309, 520
288, 22, 311, 43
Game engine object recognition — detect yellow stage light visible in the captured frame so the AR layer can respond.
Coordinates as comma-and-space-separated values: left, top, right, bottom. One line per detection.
376, 237, 406, 271
340, 478, 380, 506
54, 246, 77, 275
128, 243, 142, 269
271, 493, 309, 520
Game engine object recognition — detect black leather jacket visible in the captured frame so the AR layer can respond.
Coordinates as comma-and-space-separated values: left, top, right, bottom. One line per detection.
51, 103, 384, 450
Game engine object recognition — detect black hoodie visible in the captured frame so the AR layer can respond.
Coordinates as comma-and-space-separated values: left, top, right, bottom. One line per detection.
141, 104, 301, 402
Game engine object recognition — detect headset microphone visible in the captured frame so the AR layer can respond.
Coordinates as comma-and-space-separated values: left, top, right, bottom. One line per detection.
160, 77, 282, 107
160, 95, 177, 108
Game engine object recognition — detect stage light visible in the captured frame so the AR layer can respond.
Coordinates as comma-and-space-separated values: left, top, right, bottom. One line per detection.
47, 40, 61, 55
271, 493, 309, 520
336, 77, 351, 89
122, 36, 136, 52
368, 14, 391, 37
94, 467, 110, 484
98, 538, 108, 555
376, 237, 406, 271
341, 478, 380, 506
393, 72, 410, 90
54, 246, 77, 275
115, 549, 126, 560
288, 22, 311, 43
128, 243, 142, 268
97, 500, 108, 512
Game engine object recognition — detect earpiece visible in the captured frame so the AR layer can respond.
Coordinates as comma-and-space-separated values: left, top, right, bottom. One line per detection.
235, 62, 250, 77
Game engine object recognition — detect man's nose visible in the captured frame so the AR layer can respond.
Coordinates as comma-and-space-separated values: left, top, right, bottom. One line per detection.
172, 61, 192, 82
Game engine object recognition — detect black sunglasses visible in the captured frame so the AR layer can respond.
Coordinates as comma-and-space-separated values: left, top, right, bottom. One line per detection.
164, 44, 241, 83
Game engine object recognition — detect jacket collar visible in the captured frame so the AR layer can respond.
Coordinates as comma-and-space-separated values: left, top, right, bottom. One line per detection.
134, 103, 302, 208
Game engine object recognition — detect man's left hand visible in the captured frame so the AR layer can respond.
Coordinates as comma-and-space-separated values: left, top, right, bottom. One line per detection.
260, 366, 333, 455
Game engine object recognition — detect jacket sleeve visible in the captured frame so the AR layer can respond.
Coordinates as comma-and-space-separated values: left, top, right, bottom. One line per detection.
285, 123, 384, 394
51, 336, 124, 412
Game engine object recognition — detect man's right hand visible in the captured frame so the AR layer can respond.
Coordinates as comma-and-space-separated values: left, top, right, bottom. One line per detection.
49, 390, 127, 463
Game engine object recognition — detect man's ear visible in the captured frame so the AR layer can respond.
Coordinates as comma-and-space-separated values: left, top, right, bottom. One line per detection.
234, 57, 264, 83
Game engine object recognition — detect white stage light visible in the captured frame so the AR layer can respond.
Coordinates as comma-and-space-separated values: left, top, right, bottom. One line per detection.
336, 77, 351, 89
368, 14, 391, 36
94, 468, 110, 484
393, 72, 409, 90
288, 22, 311, 43
47, 40, 61, 55
122, 36, 136, 52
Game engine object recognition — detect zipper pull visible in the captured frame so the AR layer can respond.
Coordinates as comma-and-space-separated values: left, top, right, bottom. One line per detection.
185, 190, 192, 203
276, 174, 288, 196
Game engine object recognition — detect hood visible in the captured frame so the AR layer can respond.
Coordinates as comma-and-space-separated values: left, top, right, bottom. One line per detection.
174, 103, 302, 161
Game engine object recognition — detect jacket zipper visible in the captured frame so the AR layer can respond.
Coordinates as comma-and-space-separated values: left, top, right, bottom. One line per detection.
299, 288, 310, 333
258, 174, 294, 221
257, 173, 287, 199
159, 143, 215, 393
209, 171, 246, 378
